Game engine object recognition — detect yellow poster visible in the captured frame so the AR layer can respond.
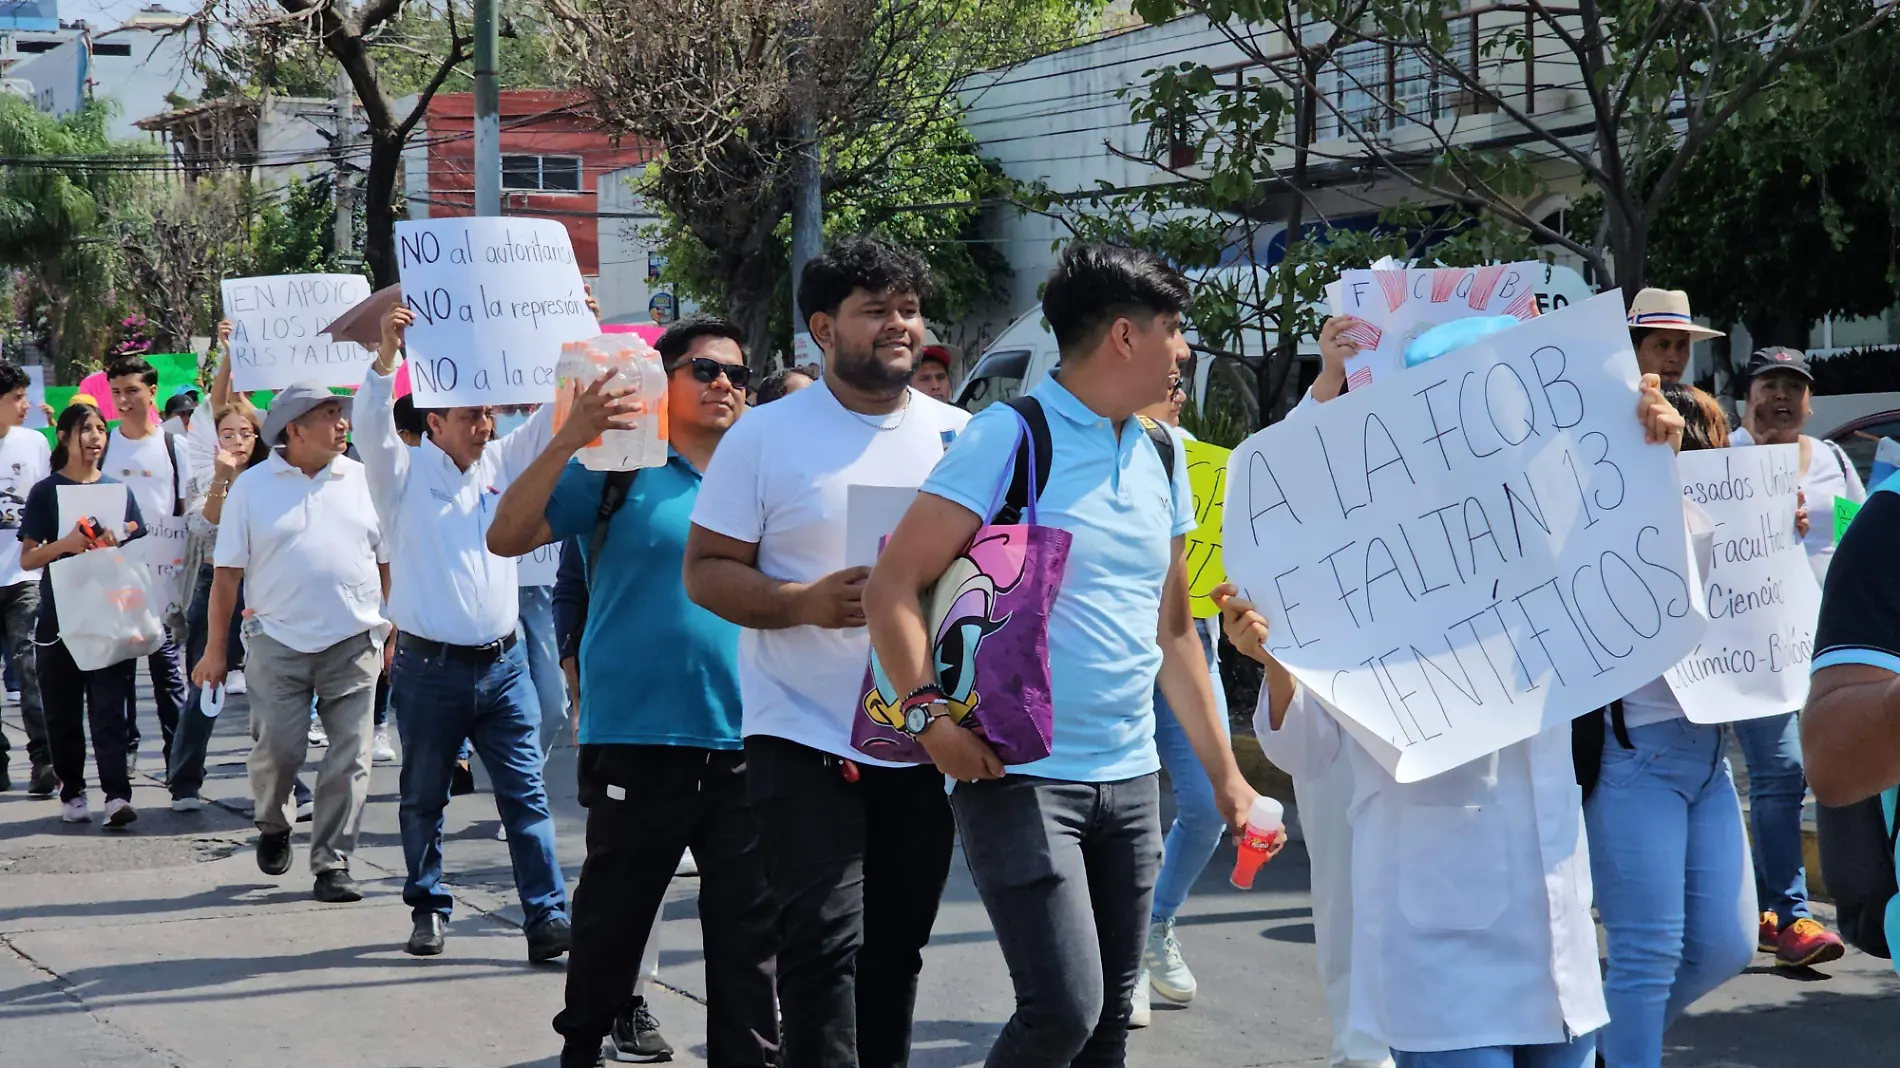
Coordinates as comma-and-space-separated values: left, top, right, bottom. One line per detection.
1183, 439, 1230, 618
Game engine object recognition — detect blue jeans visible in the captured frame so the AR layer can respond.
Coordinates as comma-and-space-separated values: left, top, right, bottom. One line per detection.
1585, 719, 1756, 1068
517, 584, 568, 759
1392, 1039, 1594, 1068
392, 638, 568, 928
1151, 618, 1228, 922
1730, 712, 1809, 925
169, 564, 245, 801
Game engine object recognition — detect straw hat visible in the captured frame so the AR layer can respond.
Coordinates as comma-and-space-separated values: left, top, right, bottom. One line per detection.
1626, 288, 1725, 341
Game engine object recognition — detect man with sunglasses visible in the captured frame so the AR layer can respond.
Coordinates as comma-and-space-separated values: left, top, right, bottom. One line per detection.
357, 302, 572, 962
490, 314, 776, 1068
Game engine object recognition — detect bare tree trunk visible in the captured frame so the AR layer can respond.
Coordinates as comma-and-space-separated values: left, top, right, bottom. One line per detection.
364, 132, 403, 288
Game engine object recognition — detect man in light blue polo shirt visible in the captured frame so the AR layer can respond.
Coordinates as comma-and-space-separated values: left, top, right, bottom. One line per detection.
487, 316, 778, 1068
864, 242, 1260, 1068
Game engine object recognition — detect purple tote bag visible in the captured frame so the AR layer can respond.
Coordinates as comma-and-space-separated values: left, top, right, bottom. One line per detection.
853, 411, 1070, 765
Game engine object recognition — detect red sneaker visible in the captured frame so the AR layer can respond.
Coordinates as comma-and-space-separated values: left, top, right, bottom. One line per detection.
1776, 917, 1846, 968
1758, 911, 1779, 953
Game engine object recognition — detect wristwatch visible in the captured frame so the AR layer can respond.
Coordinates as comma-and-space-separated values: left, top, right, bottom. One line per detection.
900, 700, 952, 738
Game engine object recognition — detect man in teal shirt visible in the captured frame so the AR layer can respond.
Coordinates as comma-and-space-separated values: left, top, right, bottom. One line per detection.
487, 316, 777, 1068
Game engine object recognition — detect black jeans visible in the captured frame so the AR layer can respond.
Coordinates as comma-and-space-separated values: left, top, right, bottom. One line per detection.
0, 579, 47, 768
39, 637, 137, 804
555, 744, 778, 1064
950, 774, 1162, 1068
745, 735, 955, 1068
169, 564, 244, 800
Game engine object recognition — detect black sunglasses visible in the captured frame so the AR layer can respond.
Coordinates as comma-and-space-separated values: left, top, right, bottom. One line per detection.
685, 357, 751, 389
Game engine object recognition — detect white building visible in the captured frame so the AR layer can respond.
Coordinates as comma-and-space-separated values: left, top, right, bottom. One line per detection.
593, 164, 696, 326
137, 95, 358, 189
8, 7, 202, 142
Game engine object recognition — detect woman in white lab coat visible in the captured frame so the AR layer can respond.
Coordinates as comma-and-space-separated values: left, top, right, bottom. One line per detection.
1208, 374, 1688, 1068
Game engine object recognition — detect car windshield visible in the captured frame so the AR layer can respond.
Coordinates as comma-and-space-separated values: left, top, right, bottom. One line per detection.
1832, 419, 1900, 484
955, 349, 1032, 414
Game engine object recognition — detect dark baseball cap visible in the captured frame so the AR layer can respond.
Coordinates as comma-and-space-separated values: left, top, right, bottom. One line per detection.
1743, 346, 1813, 383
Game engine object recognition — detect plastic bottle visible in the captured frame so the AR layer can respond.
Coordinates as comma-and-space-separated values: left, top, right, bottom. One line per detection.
553, 334, 669, 471
1229, 795, 1287, 889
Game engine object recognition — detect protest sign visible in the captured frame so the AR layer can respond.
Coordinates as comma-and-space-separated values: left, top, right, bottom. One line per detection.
847, 485, 919, 568
1663, 446, 1821, 723
1182, 439, 1229, 618
518, 540, 561, 587
24, 366, 46, 428
221, 274, 378, 392
1835, 495, 1863, 543
1332, 261, 1561, 392
57, 483, 128, 540
1223, 292, 1705, 782
394, 218, 600, 406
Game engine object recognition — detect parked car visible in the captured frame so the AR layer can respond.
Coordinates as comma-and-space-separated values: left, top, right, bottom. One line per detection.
1824, 408, 1900, 485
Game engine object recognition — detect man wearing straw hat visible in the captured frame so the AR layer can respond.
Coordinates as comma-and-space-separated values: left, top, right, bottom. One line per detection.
1625, 288, 1725, 384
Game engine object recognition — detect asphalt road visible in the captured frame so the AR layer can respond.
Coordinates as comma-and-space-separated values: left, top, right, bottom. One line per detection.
2, 685, 1896, 1068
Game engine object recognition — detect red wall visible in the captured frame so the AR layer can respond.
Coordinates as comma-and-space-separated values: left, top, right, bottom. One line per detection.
420, 90, 655, 276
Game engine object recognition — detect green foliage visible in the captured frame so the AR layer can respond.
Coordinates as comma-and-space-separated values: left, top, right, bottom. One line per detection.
1646, 23, 1900, 350
246, 176, 344, 277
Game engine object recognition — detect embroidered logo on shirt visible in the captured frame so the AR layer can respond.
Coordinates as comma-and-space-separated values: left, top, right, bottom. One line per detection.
940, 429, 957, 447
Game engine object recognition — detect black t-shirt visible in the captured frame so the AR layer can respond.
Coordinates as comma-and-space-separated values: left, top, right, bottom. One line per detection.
1813, 482, 1900, 674
19, 473, 148, 643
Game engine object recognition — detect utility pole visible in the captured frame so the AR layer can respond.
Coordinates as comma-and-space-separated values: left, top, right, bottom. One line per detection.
473, 0, 500, 217
788, 14, 822, 367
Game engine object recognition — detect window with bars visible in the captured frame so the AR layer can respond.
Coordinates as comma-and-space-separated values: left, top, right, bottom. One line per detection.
1319, 18, 1474, 139
501, 154, 583, 193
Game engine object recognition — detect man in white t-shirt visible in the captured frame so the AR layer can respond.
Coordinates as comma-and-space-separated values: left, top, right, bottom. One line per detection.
0, 361, 52, 796
685, 236, 968, 1068
103, 357, 195, 773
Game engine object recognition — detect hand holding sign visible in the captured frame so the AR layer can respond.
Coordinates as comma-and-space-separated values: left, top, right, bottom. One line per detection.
394, 218, 601, 406
1222, 292, 1707, 782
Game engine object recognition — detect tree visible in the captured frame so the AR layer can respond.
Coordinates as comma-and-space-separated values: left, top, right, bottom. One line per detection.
0, 97, 141, 379
1124, 0, 1894, 300
113, 178, 254, 352
544, 0, 1103, 366
1645, 22, 1900, 354
196, 0, 475, 287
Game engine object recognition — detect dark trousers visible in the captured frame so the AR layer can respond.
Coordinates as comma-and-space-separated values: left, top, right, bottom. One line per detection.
128, 627, 187, 767
39, 637, 137, 804
950, 774, 1162, 1068
745, 735, 955, 1068
0, 580, 47, 768
555, 744, 779, 1065
169, 564, 244, 800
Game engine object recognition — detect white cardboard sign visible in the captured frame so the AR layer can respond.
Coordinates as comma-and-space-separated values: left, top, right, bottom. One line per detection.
518, 540, 561, 587
1664, 445, 1822, 722
1332, 261, 1555, 391
221, 273, 378, 391
394, 218, 601, 406
1224, 292, 1707, 782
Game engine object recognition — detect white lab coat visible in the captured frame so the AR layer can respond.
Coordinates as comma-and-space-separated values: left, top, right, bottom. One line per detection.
1256, 687, 1607, 1054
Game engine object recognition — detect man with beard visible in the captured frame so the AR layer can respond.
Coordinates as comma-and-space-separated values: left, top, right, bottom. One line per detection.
685, 236, 968, 1068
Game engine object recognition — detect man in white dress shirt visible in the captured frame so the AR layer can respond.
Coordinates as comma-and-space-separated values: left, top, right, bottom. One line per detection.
360, 302, 571, 963
192, 383, 390, 904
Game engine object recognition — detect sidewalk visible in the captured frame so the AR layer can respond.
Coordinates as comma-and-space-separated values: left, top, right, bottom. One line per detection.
3, 687, 1897, 1067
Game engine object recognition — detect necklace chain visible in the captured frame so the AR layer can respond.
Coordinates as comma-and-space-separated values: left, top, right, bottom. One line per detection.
840, 389, 911, 431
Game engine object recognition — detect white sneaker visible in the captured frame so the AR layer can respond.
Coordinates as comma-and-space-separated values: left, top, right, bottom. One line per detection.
61, 796, 91, 823
676, 848, 699, 877
5, 689, 19, 704
1129, 966, 1152, 1028
104, 798, 138, 829
307, 719, 328, 746
371, 725, 398, 764
226, 669, 247, 696
171, 795, 205, 813
1145, 918, 1197, 1004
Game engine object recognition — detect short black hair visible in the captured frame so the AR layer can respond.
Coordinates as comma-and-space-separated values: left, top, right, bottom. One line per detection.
0, 361, 27, 396
655, 315, 746, 372
1630, 326, 1657, 347
105, 356, 159, 389
1041, 243, 1191, 358
164, 393, 197, 419
796, 235, 932, 330
394, 394, 430, 439
755, 364, 819, 405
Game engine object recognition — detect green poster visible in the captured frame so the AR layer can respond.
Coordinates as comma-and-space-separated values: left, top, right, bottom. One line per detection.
1835, 496, 1863, 543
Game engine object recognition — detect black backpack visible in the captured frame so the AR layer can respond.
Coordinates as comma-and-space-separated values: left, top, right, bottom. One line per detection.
1818, 789, 1899, 959
993, 396, 1175, 525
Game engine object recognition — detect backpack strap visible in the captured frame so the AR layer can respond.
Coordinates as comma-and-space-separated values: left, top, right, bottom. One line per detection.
994, 397, 1052, 526
1135, 414, 1177, 492
163, 430, 185, 517
1608, 698, 1633, 750
586, 469, 638, 586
